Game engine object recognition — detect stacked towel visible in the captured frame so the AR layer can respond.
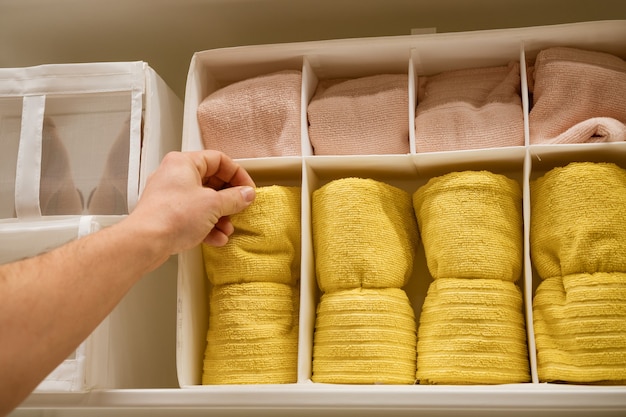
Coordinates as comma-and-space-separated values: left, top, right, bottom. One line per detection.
529, 47, 626, 144
313, 288, 417, 384
202, 185, 301, 384
307, 74, 409, 155
311, 177, 418, 384
413, 170, 530, 384
415, 62, 524, 152
531, 162, 626, 383
203, 282, 299, 384
417, 278, 529, 384
413, 171, 523, 281
40, 117, 83, 215
203, 185, 301, 286
197, 70, 302, 158
312, 177, 419, 292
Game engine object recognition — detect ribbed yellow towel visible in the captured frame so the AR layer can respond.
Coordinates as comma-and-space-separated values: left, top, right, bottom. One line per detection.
533, 273, 626, 384
312, 178, 418, 292
203, 185, 301, 286
312, 287, 417, 384
413, 171, 523, 281
203, 282, 299, 384
417, 278, 530, 384
530, 162, 626, 279
197, 70, 302, 158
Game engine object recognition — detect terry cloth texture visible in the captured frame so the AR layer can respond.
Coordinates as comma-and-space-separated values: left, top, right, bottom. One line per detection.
312, 177, 418, 292
416, 278, 529, 384
307, 74, 410, 155
531, 162, 626, 383
312, 287, 417, 384
415, 62, 524, 152
40, 117, 83, 215
203, 185, 301, 286
530, 162, 626, 279
413, 171, 523, 281
533, 273, 626, 384
87, 118, 130, 215
197, 70, 302, 158
529, 47, 626, 144
202, 282, 299, 384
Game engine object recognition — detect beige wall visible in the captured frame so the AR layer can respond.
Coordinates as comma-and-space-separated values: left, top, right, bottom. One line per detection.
1, 0, 625, 98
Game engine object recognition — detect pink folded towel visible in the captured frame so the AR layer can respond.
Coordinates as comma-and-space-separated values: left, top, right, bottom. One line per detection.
197, 70, 302, 158
307, 74, 409, 155
529, 47, 626, 144
415, 62, 524, 152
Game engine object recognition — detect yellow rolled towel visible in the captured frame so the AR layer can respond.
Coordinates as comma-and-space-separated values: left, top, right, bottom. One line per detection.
312, 178, 418, 292
203, 185, 301, 286
533, 273, 626, 384
312, 287, 417, 384
203, 282, 299, 384
530, 162, 626, 279
413, 171, 523, 281
416, 278, 530, 384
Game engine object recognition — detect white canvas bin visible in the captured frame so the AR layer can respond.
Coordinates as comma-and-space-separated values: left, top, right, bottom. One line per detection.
0, 62, 183, 393
0, 216, 119, 392
0, 61, 182, 221
176, 19, 626, 412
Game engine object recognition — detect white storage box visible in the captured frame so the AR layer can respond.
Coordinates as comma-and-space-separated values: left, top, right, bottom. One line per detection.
0, 61, 183, 392
0, 216, 180, 392
0, 61, 182, 221
177, 20, 626, 411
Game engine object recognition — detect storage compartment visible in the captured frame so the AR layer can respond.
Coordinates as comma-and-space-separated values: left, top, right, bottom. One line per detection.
0, 62, 183, 392
178, 20, 626, 408
0, 61, 183, 221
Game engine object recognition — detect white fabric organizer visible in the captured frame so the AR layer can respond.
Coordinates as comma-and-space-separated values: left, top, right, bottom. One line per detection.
0, 61, 182, 392
176, 19, 626, 413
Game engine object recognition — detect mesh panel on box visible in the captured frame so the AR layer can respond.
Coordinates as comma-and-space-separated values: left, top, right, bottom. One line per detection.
0, 97, 22, 218
41, 92, 132, 216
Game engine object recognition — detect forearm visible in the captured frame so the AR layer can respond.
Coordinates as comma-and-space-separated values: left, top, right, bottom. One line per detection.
0, 216, 167, 415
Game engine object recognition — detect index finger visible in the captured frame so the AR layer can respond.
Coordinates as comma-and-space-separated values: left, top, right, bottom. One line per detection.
190, 150, 256, 189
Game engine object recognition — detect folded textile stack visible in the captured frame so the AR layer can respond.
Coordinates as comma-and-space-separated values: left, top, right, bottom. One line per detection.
415, 62, 524, 152
413, 170, 530, 384
201, 185, 301, 384
529, 47, 626, 144
311, 177, 418, 384
312, 177, 418, 292
313, 288, 417, 384
202, 282, 299, 384
197, 70, 302, 158
417, 278, 528, 384
307, 74, 409, 155
531, 162, 626, 383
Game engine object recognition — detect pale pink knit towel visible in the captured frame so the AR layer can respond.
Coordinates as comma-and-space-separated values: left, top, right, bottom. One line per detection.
529, 47, 626, 144
415, 62, 524, 153
197, 70, 302, 158
307, 74, 410, 155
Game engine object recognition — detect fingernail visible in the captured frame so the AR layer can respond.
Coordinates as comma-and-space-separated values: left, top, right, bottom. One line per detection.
240, 186, 256, 203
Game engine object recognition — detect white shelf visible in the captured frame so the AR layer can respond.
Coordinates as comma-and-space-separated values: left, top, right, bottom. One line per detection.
14, 384, 626, 416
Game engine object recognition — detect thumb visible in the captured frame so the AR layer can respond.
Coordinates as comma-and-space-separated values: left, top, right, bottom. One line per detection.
216, 186, 256, 217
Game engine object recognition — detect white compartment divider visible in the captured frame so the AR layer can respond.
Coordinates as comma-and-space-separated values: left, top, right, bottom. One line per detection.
179, 21, 626, 394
